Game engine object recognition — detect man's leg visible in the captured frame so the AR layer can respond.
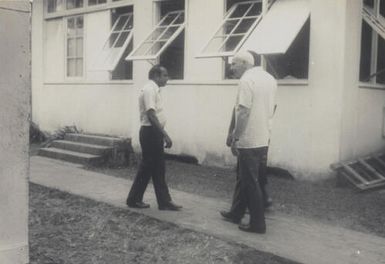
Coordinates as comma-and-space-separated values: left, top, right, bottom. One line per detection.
127, 127, 153, 205
238, 148, 266, 232
149, 128, 174, 208
258, 147, 272, 208
224, 157, 247, 222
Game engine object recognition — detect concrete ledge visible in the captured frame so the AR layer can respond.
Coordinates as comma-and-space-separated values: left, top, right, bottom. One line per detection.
0, 243, 29, 264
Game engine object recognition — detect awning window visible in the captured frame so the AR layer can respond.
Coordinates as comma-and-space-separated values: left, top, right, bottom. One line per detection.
197, 1, 264, 58
92, 12, 133, 71
125, 10, 185, 61
242, 0, 310, 55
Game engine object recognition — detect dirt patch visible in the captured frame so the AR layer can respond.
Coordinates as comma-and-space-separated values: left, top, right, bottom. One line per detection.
29, 183, 299, 264
88, 159, 385, 238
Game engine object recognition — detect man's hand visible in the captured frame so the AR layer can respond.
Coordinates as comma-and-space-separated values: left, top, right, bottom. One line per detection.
164, 134, 173, 148
230, 138, 239, 156
226, 133, 233, 147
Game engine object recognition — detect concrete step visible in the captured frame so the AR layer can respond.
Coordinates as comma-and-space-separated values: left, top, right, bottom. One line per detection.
64, 133, 124, 147
51, 140, 113, 156
38, 147, 105, 166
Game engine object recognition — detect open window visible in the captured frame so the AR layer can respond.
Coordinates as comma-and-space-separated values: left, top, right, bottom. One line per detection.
126, 0, 185, 79
360, 0, 385, 84
198, 0, 310, 80
198, 0, 264, 58
92, 6, 134, 79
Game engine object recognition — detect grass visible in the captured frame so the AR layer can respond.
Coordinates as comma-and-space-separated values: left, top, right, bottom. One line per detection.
29, 183, 299, 264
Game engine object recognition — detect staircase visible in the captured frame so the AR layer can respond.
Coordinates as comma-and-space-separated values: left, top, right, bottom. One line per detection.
39, 133, 132, 167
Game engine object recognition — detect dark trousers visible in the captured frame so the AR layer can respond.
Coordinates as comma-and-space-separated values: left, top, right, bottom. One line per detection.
229, 147, 268, 229
127, 126, 172, 206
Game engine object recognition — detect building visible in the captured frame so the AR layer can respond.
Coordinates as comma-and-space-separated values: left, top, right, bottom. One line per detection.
0, 1, 30, 263
32, 0, 385, 179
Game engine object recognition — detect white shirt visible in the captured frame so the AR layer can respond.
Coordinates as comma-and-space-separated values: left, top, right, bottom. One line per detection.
139, 80, 166, 127
235, 67, 277, 148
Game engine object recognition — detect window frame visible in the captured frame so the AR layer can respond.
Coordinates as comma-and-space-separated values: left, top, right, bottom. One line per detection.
92, 12, 134, 72
197, 0, 264, 58
361, 0, 385, 85
65, 15, 85, 79
125, 10, 186, 61
45, 0, 132, 19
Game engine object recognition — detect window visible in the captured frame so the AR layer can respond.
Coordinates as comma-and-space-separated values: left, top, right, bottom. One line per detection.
88, 0, 107, 6
92, 7, 134, 80
66, 0, 83, 9
47, 0, 64, 13
198, 0, 263, 58
360, 0, 385, 84
66, 16, 84, 77
126, 0, 185, 79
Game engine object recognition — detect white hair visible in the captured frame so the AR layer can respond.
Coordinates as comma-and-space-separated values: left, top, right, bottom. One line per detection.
233, 51, 254, 66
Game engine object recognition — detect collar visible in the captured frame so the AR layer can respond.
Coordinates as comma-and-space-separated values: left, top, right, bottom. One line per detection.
149, 80, 160, 92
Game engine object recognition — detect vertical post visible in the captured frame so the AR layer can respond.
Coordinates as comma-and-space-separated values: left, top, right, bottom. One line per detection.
261, 0, 269, 69
0, 1, 30, 263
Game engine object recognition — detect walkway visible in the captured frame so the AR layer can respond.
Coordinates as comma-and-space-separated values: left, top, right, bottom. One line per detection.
30, 156, 385, 264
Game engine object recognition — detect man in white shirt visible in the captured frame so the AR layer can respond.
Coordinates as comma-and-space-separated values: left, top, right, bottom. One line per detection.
126, 65, 182, 211
221, 51, 277, 233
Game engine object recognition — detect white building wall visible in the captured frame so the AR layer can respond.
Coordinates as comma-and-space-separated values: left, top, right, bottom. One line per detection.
340, 0, 385, 160
32, 0, 385, 179
0, 1, 30, 263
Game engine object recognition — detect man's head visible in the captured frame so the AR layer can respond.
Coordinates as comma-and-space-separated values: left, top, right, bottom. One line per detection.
230, 51, 255, 79
149, 65, 169, 87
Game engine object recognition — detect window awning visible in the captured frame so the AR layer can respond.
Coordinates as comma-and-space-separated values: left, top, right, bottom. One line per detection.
242, 0, 310, 55
125, 10, 185, 61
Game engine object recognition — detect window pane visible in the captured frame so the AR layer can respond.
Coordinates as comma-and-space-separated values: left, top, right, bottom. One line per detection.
219, 19, 239, 35
67, 0, 83, 9
160, 13, 178, 26
364, 0, 374, 8
76, 38, 83, 57
76, 59, 83, 76
246, 3, 262, 16
376, 37, 385, 84
108, 33, 120, 47
160, 31, 184, 79
124, 16, 133, 30
146, 27, 167, 42
67, 18, 75, 36
224, 36, 243, 51
203, 37, 226, 53
47, 0, 56, 13
230, 3, 251, 18
234, 18, 255, 34
380, 0, 385, 18
149, 41, 166, 55
173, 12, 185, 25
159, 26, 179, 40
114, 16, 128, 31
115, 31, 130, 48
67, 59, 76, 76
67, 38, 76, 57
359, 21, 373, 82
76, 17, 83, 34
132, 42, 153, 56
88, 0, 97, 5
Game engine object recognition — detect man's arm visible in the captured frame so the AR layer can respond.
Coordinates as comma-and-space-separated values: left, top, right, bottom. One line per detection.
147, 109, 172, 148
230, 105, 250, 156
226, 108, 235, 147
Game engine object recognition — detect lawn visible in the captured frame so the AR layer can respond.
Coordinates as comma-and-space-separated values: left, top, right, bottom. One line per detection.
29, 183, 299, 264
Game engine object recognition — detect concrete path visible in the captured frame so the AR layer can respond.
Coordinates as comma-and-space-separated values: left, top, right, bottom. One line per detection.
29, 156, 385, 264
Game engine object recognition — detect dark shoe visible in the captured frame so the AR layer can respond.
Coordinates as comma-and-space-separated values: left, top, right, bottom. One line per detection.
264, 197, 273, 209
127, 201, 150, 209
159, 201, 182, 211
220, 211, 241, 224
238, 223, 266, 234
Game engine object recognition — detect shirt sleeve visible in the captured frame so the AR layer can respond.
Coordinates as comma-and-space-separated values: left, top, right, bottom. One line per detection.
237, 79, 253, 109
142, 87, 156, 112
